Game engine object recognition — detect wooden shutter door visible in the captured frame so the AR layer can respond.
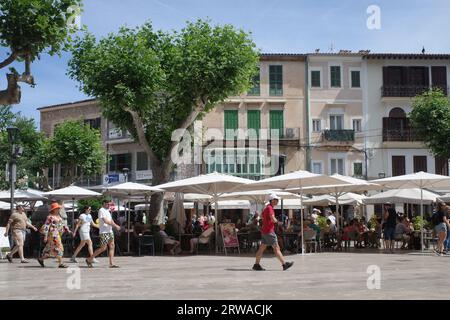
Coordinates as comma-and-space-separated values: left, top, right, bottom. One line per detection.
392, 156, 406, 176
413, 156, 427, 173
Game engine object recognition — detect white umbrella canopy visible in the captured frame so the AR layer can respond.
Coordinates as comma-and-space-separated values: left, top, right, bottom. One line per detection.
363, 188, 440, 205
0, 188, 47, 201
0, 201, 10, 210
43, 186, 102, 200
220, 189, 302, 203
274, 198, 306, 209
155, 172, 253, 253
437, 193, 450, 202
164, 192, 213, 202
210, 200, 251, 210
303, 193, 366, 206
104, 182, 164, 196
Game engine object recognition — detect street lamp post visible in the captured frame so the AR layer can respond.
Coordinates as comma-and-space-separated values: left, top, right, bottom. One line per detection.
7, 126, 20, 216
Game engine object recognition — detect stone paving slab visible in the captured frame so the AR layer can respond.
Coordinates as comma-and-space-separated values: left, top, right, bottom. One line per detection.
0, 252, 448, 300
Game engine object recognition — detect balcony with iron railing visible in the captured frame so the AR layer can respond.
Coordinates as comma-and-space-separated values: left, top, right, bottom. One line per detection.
382, 127, 421, 142
381, 85, 449, 97
322, 129, 355, 142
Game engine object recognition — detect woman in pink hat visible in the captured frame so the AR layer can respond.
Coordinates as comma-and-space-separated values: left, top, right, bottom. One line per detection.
37, 202, 72, 268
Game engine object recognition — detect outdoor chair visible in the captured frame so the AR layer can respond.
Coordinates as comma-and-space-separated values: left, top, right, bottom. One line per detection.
247, 231, 261, 252
138, 234, 155, 256
303, 229, 318, 253
345, 231, 359, 249
195, 232, 214, 255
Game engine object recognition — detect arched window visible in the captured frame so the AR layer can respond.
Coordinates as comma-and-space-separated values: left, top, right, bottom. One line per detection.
389, 107, 406, 118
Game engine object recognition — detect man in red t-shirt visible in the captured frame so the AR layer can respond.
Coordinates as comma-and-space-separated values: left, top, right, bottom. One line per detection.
253, 194, 294, 271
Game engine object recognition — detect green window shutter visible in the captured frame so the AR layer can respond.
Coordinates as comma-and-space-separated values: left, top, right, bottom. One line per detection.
247, 110, 261, 138
351, 70, 361, 88
311, 70, 321, 87
269, 65, 283, 96
330, 66, 341, 87
270, 110, 284, 138
224, 110, 238, 140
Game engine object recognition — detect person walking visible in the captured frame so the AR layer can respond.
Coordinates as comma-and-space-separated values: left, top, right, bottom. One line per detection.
70, 206, 99, 263
444, 206, 450, 254
383, 202, 397, 253
252, 194, 294, 271
86, 200, 121, 268
4, 205, 37, 263
37, 203, 72, 268
433, 201, 448, 256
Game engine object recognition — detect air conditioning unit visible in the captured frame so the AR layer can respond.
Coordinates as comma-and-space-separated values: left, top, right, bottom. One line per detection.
285, 128, 295, 138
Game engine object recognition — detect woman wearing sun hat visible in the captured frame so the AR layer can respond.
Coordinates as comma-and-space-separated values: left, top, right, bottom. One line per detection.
37, 202, 72, 268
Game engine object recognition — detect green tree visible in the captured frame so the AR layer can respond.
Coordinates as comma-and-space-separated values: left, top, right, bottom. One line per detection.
409, 89, 450, 159
68, 20, 259, 217
47, 120, 106, 187
0, 0, 82, 105
0, 111, 48, 190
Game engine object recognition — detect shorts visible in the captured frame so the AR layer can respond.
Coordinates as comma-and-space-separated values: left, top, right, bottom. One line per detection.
100, 232, 114, 246
164, 238, 177, 245
261, 232, 278, 246
12, 229, 26, 247
384, 227, 395, 240
435, 223, 447, 234
79, 231, 91, 241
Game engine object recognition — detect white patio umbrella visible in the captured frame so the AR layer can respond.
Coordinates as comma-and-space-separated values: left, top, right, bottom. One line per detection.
0, 188, 47, 202
362, 188, 440, 205
273, 198, 306, 209
437, 193, 450, 202
288, 174, 381, 230
169, 192, 186, 233
0, 201, 10, 210
372, 172, 450, 252
244, 170, 346, 255
44, 186, 102, 229
210, 200, 252, 210
105, 182, 164, 254
155, 172, 253, 253
221, 189, 302, 214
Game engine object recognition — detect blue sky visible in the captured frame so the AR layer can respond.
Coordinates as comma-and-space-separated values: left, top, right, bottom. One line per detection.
4, 0, 450, 126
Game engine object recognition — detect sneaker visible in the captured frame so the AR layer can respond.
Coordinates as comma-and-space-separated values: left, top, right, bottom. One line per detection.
434, 249, 442, 256
252, 264, 265, 271
92, 258, 99, 264
282, 261, 294, 271
70, 257, 78, 263
37, 257, 45, 267
6, 254, 12, 263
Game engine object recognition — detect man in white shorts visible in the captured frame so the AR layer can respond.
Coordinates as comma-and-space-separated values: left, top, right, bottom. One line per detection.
71, 206, 99, 263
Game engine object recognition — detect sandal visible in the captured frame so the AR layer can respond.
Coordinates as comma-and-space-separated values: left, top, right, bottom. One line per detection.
85, 259, 93, 268
109, 264, 120, 268
6, 254, 12, 263
58, 264, 68, 268
37, 257, 45, 267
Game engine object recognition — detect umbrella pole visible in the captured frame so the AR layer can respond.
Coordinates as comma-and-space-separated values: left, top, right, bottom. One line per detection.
299, 184, 305, 255
335, 195, 339, 231
214, 195, 219, 254
128, 194, 131, 254
421, 188, 424, 253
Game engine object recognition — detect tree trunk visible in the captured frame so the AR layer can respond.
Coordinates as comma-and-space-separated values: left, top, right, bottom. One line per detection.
0, 74, 21, 105
148, 161, 172, 221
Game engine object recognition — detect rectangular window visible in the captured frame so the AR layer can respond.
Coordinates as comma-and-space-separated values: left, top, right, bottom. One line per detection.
269, 65, 283, 96
247, 110, 261, 138
330, 115, 344, 130
270, 110, 284, 138
109, 153, 132, 172
312, 162, 323, 174
84, 117, 101, 130
413, 155, 427, 173
330, 158, 345, 175
330, 66, 341, 88
312, 119, 321, 132
392, 156, 406, 176
311, 70, 321, 88
136, 152, 149, 171
353, 162, 363, 177
435, 157, 449, 176
352, 119, 362, 132
248, 69, 261, 96
351, 70, 361, 88
224, 110, 238, 140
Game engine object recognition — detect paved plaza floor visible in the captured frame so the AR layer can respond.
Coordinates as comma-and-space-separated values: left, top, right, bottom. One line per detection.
0, 251, 448, 300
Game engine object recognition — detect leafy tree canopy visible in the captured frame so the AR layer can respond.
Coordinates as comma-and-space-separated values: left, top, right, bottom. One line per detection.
409, 89, 450, 159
